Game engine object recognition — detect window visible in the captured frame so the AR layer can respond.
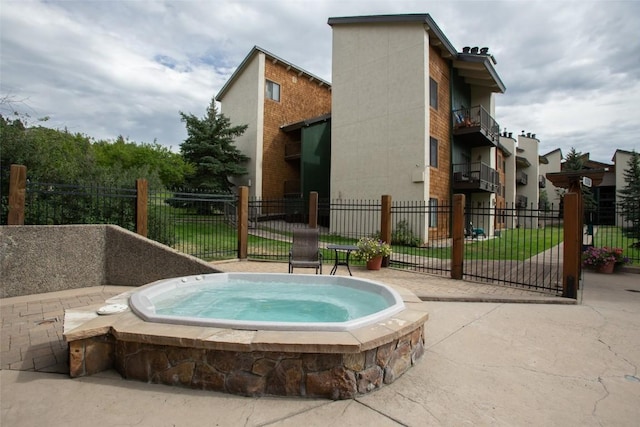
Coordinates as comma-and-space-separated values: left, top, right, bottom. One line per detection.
429, 137, 438, 167
266, 80, 280, 102
429, 198, 438, 227
429, 78, 438, 109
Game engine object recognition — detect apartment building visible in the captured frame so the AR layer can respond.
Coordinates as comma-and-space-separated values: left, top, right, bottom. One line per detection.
328, 14, 506, 241
215, 46, 332, 200
215, 15, 577, 243
539, 148, 563, 208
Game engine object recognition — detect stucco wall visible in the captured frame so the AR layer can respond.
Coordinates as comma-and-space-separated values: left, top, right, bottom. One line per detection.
219, 53, 263, 198
331, 22, 429, 202
0, 225, 219, 298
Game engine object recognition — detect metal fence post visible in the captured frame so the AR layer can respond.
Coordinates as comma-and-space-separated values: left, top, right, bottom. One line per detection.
381, 195, 392, 267
451, 193, 465, 280
136, 179, 148, 237
8, 164, 27, 225
308, 191, 318, 228
238, 186, 249, 259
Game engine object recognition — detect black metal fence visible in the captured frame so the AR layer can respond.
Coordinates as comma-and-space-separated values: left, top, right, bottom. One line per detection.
462, 203, 563, 294
6, 181, 639, 296
147, 189, 237, 260
22, 182, 137, 230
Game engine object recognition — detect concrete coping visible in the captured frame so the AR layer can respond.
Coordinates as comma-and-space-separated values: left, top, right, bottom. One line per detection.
63, 285, 429, 354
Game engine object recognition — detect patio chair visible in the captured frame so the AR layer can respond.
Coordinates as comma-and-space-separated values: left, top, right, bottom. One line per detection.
288, 227, 323, 274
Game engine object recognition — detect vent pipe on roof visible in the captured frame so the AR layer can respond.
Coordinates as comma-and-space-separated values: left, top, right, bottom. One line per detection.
470, 47, 479, 54
480, 47, 489, 54
463, 46, 471, 53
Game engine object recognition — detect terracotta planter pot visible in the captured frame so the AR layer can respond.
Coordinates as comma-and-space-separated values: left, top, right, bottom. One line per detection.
366, 256, 383, 271
596, 261, 615, 274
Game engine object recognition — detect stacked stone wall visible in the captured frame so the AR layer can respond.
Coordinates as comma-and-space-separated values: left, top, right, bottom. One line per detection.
73, 325, 426, 400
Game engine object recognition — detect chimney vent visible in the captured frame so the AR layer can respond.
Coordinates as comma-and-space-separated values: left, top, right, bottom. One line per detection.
470, 47, 479, 54
508, 132, 513, 138
462, 46, 471, 53
480, 47, 489, 54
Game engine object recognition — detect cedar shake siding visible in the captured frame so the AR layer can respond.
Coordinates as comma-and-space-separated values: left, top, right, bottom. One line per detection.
262, 60, 331, 199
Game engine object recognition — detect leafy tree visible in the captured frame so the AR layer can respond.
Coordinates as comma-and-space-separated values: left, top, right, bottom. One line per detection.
179, 98, 249, 193
93, 136, 193, 188
617, 150, 640, 246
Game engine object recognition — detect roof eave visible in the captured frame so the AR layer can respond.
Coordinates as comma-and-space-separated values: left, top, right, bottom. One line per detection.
216, 46, 331, 102
328, 14, 457, 58
455, 54, 506, 93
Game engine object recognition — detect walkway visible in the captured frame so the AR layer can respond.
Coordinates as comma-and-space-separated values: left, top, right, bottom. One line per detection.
2, 266, 639, 426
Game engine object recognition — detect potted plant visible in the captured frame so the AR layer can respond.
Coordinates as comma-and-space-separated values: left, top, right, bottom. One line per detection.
353, 237, 392, 270
581, 246, 631, 273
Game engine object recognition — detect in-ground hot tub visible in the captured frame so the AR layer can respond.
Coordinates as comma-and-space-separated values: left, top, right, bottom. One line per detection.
64, 272, 429, 400
129, 273, 406, 331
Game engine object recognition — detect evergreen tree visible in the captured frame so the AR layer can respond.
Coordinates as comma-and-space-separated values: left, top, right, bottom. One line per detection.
179, 98, 249, 193
617, 150, 640, 246
562, 147, 597, 211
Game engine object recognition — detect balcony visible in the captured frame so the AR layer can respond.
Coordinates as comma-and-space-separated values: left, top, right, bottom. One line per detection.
284, 141, 301, 160
516, 195, 528, 208
452, 162, 499, 193
452, 105, 500, 148
516, 171, 528, 185
284, 180, 301, 198
539, 175, 546, 188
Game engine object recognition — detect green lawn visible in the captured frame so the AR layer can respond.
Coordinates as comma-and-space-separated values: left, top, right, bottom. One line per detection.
166, 218, 567, 263
384, 226, 563, 261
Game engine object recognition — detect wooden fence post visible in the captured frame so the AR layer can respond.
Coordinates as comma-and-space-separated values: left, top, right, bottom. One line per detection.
381, 195, 392, 267
238, 186, 249, 259
308, 191, 318, 228
451, 193, 465, 280
136, 179, 148, 237
8, 164, 27, 225
563, 191, 581, 298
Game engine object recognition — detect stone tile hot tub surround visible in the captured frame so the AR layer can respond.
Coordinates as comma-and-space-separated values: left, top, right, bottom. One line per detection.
64, 286, 429, 400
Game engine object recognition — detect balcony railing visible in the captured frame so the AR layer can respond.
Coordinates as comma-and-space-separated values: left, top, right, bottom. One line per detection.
539, 175, 546, 188
284, 141, 301, 160
452, 105, 500, 148
516, 195, 528, 208
516, 170, 528, 185
452, 162, 499, 193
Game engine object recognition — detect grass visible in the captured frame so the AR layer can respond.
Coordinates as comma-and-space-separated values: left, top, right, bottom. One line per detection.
388, 226, 564, 261
167, 216, 567, 263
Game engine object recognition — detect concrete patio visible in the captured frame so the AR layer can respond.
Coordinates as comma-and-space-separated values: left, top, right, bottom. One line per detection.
1, 263, 639, 426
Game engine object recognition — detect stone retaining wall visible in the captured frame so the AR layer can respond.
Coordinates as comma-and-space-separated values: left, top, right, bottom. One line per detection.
70, 325, 425, 400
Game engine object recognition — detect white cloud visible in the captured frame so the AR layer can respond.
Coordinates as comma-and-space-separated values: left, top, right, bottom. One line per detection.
1, 0, 638, 162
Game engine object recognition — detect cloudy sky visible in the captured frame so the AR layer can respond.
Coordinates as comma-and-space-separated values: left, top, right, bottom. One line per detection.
1, 0, 638, 163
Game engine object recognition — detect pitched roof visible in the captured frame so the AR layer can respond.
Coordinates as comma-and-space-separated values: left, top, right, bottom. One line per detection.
215, 46, 331, 101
